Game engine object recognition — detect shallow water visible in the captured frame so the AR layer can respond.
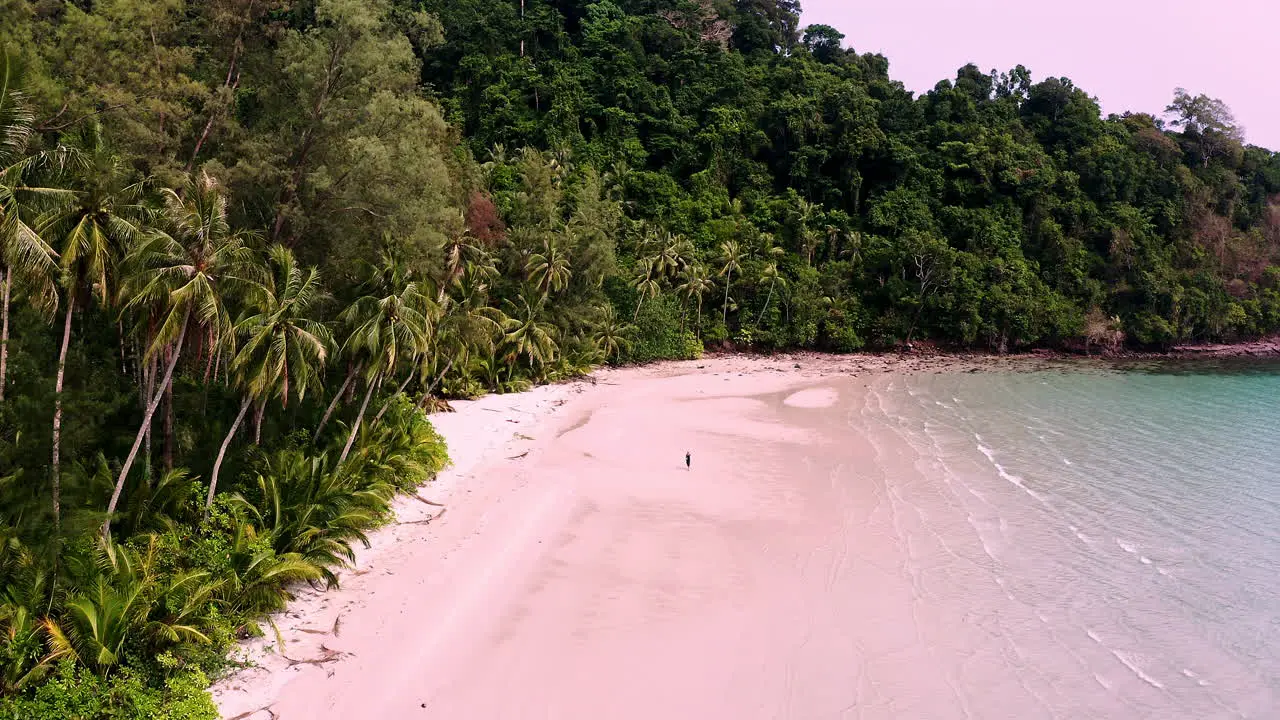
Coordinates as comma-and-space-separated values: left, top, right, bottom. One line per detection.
866, 363, 1280, 719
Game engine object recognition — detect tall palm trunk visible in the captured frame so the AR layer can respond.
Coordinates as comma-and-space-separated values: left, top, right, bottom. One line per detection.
314, 364, 358, 442
721, 268, 732, 327
416, 358, 455, 411
0, 267, 9, 402
373, 366, 416, 426
253, 398, 265, 445
337, 373, 378, 467
206, 395, 252, 515
163, 366, 175, 470
105, 309, 191, 538
51, 293, 74, 532
756, 279, 775, 326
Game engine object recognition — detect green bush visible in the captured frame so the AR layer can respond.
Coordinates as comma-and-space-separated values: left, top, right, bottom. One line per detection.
0, 663, 216, 720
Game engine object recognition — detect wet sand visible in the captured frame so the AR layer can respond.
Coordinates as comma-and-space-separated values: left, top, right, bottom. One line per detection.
212, 353, 1024, 719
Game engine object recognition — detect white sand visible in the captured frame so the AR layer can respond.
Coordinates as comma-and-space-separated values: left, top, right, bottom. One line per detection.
212, 352, 987, 719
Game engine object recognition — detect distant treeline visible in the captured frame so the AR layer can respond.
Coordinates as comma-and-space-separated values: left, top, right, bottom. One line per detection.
1, 0, 1279, 716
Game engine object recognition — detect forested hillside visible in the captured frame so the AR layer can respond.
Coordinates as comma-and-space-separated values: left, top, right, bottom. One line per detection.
1, 0, 1278, 715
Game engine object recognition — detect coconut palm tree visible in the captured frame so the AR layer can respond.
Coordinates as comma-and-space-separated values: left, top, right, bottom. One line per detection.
40, 122, 145, 531
526, 236, 572, 300
592, 306, 632, 362
105, 172, 256, 537
631, 258, 661, 321
755, 261, 787, 326
676, 264, 714, 336
0, 52, 60, 403
502, 296, 558, 372
436, 228, 486, 303
208, 245, 330, 513
717, 240, 743, 327
334, 256, 434, 466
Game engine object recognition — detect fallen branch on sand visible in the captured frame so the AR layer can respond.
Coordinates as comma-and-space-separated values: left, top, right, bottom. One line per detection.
283, 644, 348, 668
507, 451, 529, 460
228, 707, 277, 720
399, 509, 446, 526
412, 494, 446, 507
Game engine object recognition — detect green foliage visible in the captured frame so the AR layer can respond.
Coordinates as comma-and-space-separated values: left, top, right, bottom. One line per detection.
0, 663, 216, 720
2, 0, 1280, 715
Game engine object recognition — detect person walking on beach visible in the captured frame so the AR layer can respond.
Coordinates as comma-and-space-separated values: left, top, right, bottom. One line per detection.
685, 451, 691, 470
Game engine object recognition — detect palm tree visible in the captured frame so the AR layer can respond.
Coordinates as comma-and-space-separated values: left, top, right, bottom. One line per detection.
105, 172, 256, 537
209, 245, 330, 513
0, 53, 60, 403
436, 229, 485, 303
717, 240, 743, 327
592, 306, 632, 362
526, 237, 572, 300
795, 199, 819, 266
41, 122, 145, 531
631, 258, 661, 321
413, 294, 503, 412
502, 296, 558, 372
676, 264, 714, 336
755, 262, 787, 326
335, 256, 434, 466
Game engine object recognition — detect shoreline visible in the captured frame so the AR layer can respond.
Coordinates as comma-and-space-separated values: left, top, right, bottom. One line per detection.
210, 350, 1276, 719
210, 353, 933, 718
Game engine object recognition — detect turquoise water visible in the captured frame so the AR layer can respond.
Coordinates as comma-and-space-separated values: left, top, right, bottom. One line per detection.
889, 363, 1280, 718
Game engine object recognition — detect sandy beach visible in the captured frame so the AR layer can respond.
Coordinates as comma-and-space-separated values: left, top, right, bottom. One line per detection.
212, 354, 908, 718
212, 352, 1060, 720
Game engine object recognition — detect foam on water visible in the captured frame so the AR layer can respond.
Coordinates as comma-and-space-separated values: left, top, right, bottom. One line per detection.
873, 362, 1280, 718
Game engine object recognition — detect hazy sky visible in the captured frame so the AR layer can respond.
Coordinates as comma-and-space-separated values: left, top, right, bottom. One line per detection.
801, 0, 1279, 151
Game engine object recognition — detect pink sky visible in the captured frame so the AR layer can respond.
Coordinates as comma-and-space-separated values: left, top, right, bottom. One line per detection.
801, 0, 1280, 151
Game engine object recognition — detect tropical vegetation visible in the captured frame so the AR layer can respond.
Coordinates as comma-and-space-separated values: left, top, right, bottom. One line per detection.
1, 0, 1278, 715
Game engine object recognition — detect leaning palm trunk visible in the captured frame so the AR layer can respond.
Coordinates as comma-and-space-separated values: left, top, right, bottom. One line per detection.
314, 364, 358, 443
337, 373, 379, 467
756, 280, 775, 326
104, 309, 191, 538
0, 268, 9, 402
416, 358, 455, 411
252, 398, 265, 445
721, 269, 732, 325
51, 294, 74, 532
206, 395, 252, 515
373, 366, 416, 426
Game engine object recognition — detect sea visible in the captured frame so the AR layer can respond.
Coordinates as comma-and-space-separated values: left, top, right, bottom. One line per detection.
858, 361, 1280, 718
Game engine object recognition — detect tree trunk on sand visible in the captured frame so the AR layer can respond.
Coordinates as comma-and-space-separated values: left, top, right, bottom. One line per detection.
373, 366, 416, 426
314, 364, 357, 443
206, 395, 252, 516
416, 358, 455, 411
337, 374, 377, 467
0, 268, 10, 402
51, 294, 74, 532
104, 309, 190, 538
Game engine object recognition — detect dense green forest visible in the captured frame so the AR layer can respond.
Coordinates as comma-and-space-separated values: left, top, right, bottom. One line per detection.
1, 0, 1278, 715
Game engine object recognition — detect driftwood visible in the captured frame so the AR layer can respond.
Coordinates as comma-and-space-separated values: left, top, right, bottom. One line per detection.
399, 509, 446, 526
412, 494, 445, 507
227, 707, 277, 720
507, 451, 529, 460
283, 644, 348, 668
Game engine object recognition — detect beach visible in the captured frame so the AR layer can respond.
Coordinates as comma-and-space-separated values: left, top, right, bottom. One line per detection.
213, 353, 1280, 719
212, 353, 941, 719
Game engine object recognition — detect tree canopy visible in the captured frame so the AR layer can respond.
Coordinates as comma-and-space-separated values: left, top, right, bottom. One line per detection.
1, 0, 1279, 714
